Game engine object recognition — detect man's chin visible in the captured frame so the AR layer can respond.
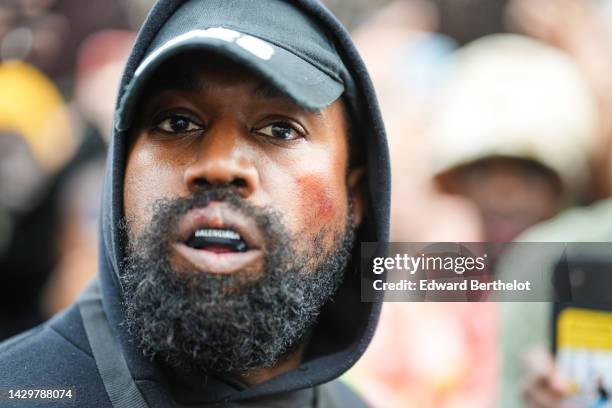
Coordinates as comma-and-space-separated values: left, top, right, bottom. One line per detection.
121, 255, 316, 372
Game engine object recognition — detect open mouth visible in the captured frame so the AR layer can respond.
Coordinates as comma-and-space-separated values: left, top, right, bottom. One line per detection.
172, 203, 264, 275
186, 228, 248, 253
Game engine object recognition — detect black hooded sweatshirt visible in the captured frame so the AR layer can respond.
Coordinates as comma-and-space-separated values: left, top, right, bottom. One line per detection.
0, 1, 390, 407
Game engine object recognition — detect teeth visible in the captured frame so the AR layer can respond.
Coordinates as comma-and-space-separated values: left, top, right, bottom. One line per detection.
194, 228, 241, 240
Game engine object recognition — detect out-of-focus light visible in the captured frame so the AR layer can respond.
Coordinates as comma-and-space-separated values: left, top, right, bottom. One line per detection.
1, 26, 33, 61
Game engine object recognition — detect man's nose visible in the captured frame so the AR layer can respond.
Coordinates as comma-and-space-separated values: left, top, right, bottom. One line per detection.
184, 124, 258, 197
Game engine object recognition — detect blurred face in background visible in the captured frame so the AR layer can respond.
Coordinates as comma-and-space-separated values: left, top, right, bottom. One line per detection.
0, 0, 133, 87
0, 133, 46, 213
437, 157, 562, 243
0, 1, 68, 72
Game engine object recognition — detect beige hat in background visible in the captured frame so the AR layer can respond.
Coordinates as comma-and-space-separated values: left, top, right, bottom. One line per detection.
429, 34, 598, 198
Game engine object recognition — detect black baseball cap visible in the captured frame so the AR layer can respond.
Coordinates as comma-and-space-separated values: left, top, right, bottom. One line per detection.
115, 0, 348, 131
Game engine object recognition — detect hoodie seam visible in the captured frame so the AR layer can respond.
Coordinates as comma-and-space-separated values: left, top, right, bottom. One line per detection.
48, 325, 95, 360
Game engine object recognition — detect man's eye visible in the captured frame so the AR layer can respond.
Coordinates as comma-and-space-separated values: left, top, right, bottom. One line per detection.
155, 115, 202, 133
255, 122, 304, 141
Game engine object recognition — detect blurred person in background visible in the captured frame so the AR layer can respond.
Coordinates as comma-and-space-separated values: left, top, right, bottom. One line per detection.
0, 60, 75, 339
72, 29, 136, 144
0, 1, 141, 337
345, 2, 600, 405
490, 1, 612, 407
346, 299, 498, 408
41, 157, 105, 316
496, 199, 612, 408
40, 29, 135, 316
351, 0, 476, 244
345, 4, 498, 407
435, 34, 596, 408
346, 31, 596, 408
0, 0, 133, 93
506, 0, 612, 201
350, 0, 531, 244
429, 34, 599, 408
431, 34, 596, 250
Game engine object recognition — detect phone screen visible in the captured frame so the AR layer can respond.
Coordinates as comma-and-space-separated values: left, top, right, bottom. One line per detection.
552, 254, 612, 407
555, 305, 612, 407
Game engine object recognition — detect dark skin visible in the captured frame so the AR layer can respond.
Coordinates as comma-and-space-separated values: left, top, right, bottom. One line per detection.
123, 54, 365, 385
438, 157, 561, 243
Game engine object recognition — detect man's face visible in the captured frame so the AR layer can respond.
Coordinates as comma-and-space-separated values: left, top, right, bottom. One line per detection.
124, 53, 363, 268
121, 54, 364, 373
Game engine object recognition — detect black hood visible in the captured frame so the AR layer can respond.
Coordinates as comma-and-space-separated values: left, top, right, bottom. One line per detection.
97, 0, 390, 403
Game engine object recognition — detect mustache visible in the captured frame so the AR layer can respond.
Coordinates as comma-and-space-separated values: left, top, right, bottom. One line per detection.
152, 187, 261, 220
124, 187, 284, 254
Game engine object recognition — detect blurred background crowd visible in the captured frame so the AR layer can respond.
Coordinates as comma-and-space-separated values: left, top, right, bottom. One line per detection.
2, 0, 612, 407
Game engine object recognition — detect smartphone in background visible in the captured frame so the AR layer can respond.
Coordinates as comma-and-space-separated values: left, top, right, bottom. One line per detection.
552, 255, 612, 407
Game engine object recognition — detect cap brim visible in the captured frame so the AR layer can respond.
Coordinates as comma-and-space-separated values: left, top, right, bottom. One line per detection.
116, 29, 344, 131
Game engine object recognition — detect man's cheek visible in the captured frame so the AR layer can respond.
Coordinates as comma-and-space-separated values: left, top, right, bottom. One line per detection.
123, 172, 169, 243
295, 174, 342, 226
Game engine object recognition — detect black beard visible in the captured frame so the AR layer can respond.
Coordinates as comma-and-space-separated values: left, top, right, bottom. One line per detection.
120, 188, 355, 374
